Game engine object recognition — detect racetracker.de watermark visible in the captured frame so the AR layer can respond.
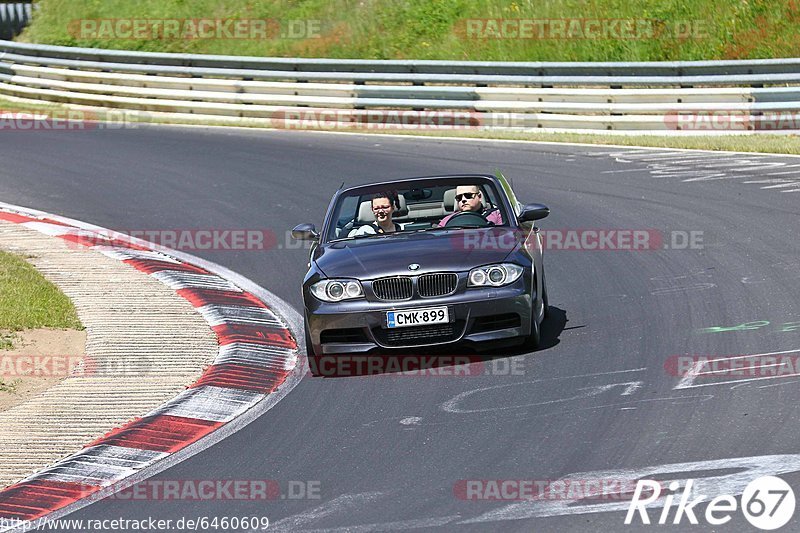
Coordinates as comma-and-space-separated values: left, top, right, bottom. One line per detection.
68, 18, 324, 40
0, 354, 91, 377
307, 355, 525, 377
0, 109, 142, 131
66, 228, 280, 252
456, 19, 707, 40
450, 229, 704, 252
87, 479, 321, 501
665, 111, 800, 131
0, 354, 190, 378
454, 479, 659, 501
272, 109, 483, 130
665, 351, 800, 380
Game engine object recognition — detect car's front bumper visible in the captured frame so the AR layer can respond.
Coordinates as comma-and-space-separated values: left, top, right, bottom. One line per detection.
305, 282, 534, 354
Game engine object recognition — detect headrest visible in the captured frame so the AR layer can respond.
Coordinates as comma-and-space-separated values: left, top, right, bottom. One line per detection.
356, 194, 408, 224
443, 188, 456, 212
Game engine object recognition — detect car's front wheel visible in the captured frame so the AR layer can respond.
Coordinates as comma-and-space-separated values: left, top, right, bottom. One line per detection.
304, 325, 318, 357
542, 269, 549, 320
524, 303, 541, 350
305, 326, 327, 376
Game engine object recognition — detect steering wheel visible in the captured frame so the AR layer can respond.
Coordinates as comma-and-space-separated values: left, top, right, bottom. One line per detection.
443, 211, 490, 228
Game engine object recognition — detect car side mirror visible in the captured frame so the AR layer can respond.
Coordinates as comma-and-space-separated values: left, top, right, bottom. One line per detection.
291, 223, 319, 241
518, 203, 550, 223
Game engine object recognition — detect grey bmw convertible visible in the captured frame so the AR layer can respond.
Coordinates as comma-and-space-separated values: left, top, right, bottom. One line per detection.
291, 173, 549, 357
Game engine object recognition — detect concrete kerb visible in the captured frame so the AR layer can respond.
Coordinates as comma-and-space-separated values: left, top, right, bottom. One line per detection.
0, 202, 306, 532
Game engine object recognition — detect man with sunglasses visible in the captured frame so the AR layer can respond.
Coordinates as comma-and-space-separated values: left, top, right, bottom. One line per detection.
438, 185, 503, 227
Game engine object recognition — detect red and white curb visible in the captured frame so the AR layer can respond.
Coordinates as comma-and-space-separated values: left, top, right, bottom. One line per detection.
0, 203, 305, 530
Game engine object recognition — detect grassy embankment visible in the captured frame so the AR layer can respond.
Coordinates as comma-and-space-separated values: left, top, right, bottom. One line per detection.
0, 250, 83, 392
18, 0, 800, 60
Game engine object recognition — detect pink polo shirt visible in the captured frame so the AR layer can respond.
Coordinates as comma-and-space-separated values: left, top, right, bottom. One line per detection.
438, 208, 504, 227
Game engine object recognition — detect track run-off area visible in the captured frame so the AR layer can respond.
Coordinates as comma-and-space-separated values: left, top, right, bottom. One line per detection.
1, 126, 799, 532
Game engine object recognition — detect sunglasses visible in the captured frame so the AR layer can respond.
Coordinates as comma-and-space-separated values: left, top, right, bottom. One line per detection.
455, 192, 479, 202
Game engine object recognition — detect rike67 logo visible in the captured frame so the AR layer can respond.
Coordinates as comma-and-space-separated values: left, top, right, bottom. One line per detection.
626, 476, 795, 530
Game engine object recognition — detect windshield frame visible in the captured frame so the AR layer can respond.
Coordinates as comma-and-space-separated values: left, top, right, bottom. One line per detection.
321, 175, 517, 244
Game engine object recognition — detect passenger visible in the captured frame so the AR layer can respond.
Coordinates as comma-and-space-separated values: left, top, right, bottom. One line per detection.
351, 191, 401, 236
438, 185, 503, 226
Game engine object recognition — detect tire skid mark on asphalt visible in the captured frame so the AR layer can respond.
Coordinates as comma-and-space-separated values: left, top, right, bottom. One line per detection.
649, 270, 717, 297
650, 283, 716, 295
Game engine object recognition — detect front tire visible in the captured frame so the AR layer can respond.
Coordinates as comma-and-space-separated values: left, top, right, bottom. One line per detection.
305, 325, 325, 376
541, 269, 549, 320
524, 303, 541, 350
304, 325, 317, 357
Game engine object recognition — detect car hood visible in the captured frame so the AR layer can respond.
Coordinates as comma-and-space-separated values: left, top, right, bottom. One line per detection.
314, 227, 525, 278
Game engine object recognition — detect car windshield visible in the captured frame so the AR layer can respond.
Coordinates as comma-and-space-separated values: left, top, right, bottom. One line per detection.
325, 178, 510, 243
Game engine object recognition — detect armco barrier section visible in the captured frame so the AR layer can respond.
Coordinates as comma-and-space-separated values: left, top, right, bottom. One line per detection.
0, 40, 799, 132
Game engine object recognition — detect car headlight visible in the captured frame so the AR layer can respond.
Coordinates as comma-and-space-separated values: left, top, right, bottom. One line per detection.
467, 263, 524, 287
310, 279, 364, 302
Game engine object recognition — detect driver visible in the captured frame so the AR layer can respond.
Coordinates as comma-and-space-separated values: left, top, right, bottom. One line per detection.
438, 185, 503, 227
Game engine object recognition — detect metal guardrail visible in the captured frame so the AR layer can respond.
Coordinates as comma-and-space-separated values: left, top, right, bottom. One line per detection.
0, 39, 798, 132
3, 40, 800, 77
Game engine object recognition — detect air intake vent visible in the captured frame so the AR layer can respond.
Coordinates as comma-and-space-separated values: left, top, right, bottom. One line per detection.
418, 273, 458, 297
373, 276, 412, 301
372, 321, 464, 347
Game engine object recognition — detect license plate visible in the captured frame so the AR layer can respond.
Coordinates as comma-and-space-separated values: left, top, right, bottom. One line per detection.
387, 306, 449, 328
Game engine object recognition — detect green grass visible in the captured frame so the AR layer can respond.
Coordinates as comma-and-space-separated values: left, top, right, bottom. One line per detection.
0, 97, 61, 114
0, 250, 83, 332
0, 378, 20, 393
0, 332, 14, 350
18, 0, 800, 61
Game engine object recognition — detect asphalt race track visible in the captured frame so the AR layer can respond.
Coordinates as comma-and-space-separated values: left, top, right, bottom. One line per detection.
2, 126, 800, 532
